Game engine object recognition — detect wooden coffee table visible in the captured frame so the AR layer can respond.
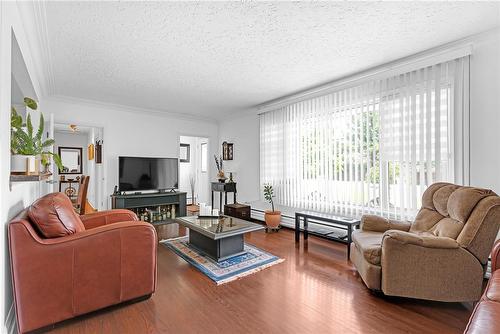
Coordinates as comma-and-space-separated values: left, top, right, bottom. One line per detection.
176, 215, 264, 262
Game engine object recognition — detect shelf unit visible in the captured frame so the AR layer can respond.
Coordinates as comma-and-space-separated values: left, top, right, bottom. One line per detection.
10, 172, 52, 183
111, 191, 187, 225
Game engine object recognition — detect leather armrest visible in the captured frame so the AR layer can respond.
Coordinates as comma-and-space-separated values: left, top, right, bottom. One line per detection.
492, 239, 500, 272
361, 215, 411, 233
37, 221, 152, 245
80, 209, 138, 229
383, 230, 459, 249
8, 219, 156, 333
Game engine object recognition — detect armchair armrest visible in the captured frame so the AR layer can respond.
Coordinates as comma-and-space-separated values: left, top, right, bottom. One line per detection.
9, 219, 156, 333
381, 229, 483, 302
383, 230, 459, 249
361, 215, 411, 233
492, 239, 500, 272
80, 209, 138, 229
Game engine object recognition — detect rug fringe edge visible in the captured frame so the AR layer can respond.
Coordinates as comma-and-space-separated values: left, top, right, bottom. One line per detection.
216, 258, 285, 285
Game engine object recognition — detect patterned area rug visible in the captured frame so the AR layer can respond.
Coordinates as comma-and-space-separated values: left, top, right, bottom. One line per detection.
162, 236, 284, 285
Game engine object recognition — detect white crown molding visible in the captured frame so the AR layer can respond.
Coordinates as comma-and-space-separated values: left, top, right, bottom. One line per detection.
47, 94, 219, 124
255, 27, 499, 114
31, 0, 56, 96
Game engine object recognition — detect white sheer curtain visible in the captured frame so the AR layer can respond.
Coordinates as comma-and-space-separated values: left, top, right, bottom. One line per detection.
260, 56, 469, 220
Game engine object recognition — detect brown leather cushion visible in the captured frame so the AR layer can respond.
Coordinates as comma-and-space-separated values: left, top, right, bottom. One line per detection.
464, 300, 500, 334
28, 192, 85, 238
486, 270, 500, 302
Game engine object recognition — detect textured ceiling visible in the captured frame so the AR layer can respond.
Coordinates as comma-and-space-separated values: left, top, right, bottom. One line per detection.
44, 2, 500, 120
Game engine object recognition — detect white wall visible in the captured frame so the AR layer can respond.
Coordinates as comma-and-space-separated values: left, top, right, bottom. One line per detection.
179, 136, 196, 196
0, 2, 50, 333
469, 30, 500, 193
42, 96, 219, 209
218, 113, 261, 204
179, 136, 209, 205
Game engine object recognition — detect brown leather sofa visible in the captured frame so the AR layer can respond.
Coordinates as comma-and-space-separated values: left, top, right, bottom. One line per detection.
9, 192, 157, 333
350, 182, 500, 302
464, 240, 500, 334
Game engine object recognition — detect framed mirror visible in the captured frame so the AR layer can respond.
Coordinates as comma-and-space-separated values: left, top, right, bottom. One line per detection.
58, 146, 83, 174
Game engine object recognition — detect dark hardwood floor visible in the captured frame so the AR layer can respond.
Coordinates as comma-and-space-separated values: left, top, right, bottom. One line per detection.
43, 225, 471, 334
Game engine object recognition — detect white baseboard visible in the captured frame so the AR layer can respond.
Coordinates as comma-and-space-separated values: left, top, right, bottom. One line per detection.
4, 303, 16, 334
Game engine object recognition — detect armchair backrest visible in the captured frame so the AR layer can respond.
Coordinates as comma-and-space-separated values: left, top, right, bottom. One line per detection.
410, 182, 500, 264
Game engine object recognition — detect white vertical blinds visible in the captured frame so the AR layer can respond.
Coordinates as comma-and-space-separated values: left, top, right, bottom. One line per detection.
260, 56, 469, 220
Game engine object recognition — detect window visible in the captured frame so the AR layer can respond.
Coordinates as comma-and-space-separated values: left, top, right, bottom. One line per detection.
260, 57, 469, 220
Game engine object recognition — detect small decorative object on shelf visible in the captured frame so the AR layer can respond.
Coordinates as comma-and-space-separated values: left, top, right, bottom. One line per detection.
263, 184, 281, 232
229, 172, 234, 183
10, 97, 63, 176
130, 204, 182, 224
214, 154, 226, 182
222, 141, 234, 160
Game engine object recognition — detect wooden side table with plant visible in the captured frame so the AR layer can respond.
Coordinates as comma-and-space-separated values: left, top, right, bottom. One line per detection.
263, 184, 281, 232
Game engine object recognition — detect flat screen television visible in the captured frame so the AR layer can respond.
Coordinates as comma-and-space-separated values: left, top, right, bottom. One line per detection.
119, 156, 178, 192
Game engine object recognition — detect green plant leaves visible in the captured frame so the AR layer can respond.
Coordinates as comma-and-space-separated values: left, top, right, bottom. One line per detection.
11, 107, 23, 129
10, 97, 56, 158
35, 112, 44, 144
41, 139, 55, 149
24, 97, 37, 110
263, 184, 275, 211
26, 113, 33, 139
49, 152, 64, 172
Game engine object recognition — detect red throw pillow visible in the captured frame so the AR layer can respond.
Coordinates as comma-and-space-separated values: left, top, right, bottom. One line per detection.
28, 192, 85, 238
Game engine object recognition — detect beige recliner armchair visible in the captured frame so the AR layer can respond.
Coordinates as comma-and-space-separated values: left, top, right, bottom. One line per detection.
350, 182, 500, 302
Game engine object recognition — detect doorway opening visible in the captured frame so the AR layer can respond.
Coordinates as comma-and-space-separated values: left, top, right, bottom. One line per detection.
53, 123, 105, 211
179, 135, 209, 206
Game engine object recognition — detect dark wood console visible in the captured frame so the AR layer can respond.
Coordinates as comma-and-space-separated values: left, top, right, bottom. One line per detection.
111, 192, 187, 220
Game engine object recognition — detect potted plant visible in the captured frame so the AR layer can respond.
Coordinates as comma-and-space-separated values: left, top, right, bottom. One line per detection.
263, 184, 281, 231
11, 97, 63, 174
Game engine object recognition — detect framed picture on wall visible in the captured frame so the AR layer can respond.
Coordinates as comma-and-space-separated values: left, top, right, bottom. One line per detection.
222, 141, 233, 160
180, 143, 190, 163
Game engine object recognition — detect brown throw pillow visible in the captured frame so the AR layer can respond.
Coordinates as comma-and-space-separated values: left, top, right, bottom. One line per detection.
28, 192, 85, 238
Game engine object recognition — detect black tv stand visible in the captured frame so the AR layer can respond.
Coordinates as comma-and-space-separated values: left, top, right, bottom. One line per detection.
111, 191, 187, 217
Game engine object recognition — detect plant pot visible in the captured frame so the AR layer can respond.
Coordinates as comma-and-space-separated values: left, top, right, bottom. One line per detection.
11, 155, 39, 174
264, 210, 281, 228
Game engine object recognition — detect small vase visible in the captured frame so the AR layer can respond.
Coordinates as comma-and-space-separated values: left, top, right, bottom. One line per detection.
217, 171, 226, 183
